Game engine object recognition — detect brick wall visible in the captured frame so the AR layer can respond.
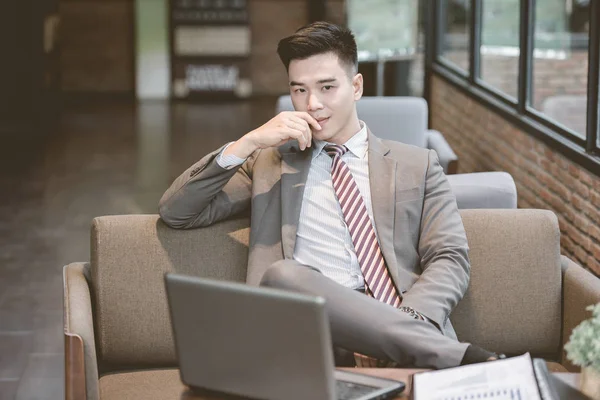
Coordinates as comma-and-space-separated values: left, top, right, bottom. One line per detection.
430, 75, 600, 275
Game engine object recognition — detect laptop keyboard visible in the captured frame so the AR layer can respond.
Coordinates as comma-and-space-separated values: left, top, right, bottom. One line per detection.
336, 380, 378, 400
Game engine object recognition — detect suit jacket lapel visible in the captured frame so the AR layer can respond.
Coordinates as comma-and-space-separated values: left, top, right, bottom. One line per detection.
367, 131, 401, 289
280, 145, 312, 259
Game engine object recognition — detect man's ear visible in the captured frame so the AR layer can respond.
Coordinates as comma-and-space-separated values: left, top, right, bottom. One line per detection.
353, 73, 363, 101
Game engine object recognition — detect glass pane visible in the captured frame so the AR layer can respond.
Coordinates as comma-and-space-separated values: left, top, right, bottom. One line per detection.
480, 0, 519, 99
532, 0, 589, 138
347, 0, 425, 96
439, 0, 470, 72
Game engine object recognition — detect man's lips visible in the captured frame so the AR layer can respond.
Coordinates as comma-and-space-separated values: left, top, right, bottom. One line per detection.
316, 117, 329, 127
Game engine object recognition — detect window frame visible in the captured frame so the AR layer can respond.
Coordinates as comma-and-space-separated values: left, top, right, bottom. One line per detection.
428, 0, 600, 175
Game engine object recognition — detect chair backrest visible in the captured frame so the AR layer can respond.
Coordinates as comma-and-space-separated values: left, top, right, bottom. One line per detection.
90, 215, 250, 373
276, 95, 428, 148
452, 209, 562, 360
90, 209, 562, 372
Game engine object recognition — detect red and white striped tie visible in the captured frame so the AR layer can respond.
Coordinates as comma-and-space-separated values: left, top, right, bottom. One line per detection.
324, 144, 401, 367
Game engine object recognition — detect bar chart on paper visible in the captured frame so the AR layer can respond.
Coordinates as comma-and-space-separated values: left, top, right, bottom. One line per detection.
412, 354, 542, 400
435, 387, 524, 400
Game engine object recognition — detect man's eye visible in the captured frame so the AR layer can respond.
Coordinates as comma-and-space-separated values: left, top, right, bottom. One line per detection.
294, 88, 305, 93
323, 86, 333, 91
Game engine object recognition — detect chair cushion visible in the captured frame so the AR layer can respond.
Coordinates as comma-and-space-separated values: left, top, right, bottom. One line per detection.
91, 216, 250, 370
99, 369, 184, 400
452, 210, 562, 359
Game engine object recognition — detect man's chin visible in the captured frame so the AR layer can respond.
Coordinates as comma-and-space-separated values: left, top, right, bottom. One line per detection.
312, 128, 332, 142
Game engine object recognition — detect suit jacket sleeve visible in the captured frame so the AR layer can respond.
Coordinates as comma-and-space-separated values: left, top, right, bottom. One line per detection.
399, 150, 470, 329
158, 143, 259, 229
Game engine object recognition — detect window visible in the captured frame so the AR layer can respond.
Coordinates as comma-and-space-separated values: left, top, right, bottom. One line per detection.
479, 0, 519, 99
439, 0, 470, 72
531, 0, 589, 138
347, 0, 425, 96
432, 0, 600, 172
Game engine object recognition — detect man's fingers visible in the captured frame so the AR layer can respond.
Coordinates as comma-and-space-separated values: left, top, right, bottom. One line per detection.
284, 128, 308, 150
287, 118, 312, 147
294, 112, 322, 131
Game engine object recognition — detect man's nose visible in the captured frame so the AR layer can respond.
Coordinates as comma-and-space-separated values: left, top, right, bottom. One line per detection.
307, 94, 323, 111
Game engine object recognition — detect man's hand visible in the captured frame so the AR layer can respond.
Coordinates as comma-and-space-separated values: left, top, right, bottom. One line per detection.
224, 112, 322, 159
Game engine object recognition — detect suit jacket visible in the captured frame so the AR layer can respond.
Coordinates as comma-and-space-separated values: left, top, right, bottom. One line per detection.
159, 129, 470, 339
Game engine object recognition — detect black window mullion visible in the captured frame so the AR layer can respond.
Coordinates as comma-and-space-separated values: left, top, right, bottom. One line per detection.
424, 0, 435, 118
426, 0, 435, 69
435, 0, 446, 60
469, 0, 482, 82
518, 0, 534, 114
586, 0, 600, 152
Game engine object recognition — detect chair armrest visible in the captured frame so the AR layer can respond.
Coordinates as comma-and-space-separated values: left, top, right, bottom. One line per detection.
447, 172, 518, 209
426, 129, 458, 174
64, 263, 99, 400
561, 255, 600, 371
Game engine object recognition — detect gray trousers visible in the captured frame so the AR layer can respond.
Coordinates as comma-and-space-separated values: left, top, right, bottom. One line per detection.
260, 260, 470, 370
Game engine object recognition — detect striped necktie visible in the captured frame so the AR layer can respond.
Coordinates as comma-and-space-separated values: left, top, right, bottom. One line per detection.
324, 144, 401, 367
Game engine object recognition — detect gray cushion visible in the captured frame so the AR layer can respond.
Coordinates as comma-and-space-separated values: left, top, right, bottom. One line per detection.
448, 172, 517, 209
276, 95, 428, 147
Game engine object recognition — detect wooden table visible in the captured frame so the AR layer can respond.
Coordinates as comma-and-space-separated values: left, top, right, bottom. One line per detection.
113, 368, 579, 400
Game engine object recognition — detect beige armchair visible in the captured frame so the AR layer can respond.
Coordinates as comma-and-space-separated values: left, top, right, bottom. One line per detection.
63, 210, 600, 400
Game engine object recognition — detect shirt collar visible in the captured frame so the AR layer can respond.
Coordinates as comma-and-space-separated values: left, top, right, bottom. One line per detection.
313, 121, 368, 160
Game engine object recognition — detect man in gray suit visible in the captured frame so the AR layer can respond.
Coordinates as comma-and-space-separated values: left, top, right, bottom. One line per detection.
159, 22, 500, 369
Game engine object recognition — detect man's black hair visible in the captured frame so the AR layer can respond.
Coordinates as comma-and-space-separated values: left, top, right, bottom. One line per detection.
277, 21, 358, 75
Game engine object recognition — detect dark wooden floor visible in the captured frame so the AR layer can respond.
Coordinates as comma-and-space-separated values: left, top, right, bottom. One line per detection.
0, 97, 278, 400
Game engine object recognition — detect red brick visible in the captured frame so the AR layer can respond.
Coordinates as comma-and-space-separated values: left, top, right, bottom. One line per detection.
563, 220, 591, 252
562, 235, 575, 254
573, 180, 590, 198
568, 164, 581, 179
589, 190, 600, 207
574, 245, 589, 265
557, 214, 568, 234
571, 193, 586, 212
592, 178, 600, 194
543, 148, 556, 161
571, 211, 590, 232
547, 177, 571, 202
591, 241, 600, 261
588, 223, 600, 243
586, 255, 600, 276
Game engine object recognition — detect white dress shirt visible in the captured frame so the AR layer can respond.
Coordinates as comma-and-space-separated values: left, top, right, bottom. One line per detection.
217, 122, 377, 290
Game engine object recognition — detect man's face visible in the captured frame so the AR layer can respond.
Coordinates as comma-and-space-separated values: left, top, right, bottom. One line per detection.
288, 52, 363, 144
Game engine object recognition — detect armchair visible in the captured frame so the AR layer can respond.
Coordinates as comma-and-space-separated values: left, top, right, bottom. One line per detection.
64, 210, 600, 399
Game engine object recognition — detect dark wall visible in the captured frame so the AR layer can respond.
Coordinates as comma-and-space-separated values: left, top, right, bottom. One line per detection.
0, 1, 27, 128
0, 0, 56, 133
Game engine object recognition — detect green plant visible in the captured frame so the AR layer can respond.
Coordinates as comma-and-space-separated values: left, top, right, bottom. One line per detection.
565, 303, 600, 371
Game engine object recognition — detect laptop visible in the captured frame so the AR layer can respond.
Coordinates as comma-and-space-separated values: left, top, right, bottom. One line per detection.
164, 273, 405, 400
